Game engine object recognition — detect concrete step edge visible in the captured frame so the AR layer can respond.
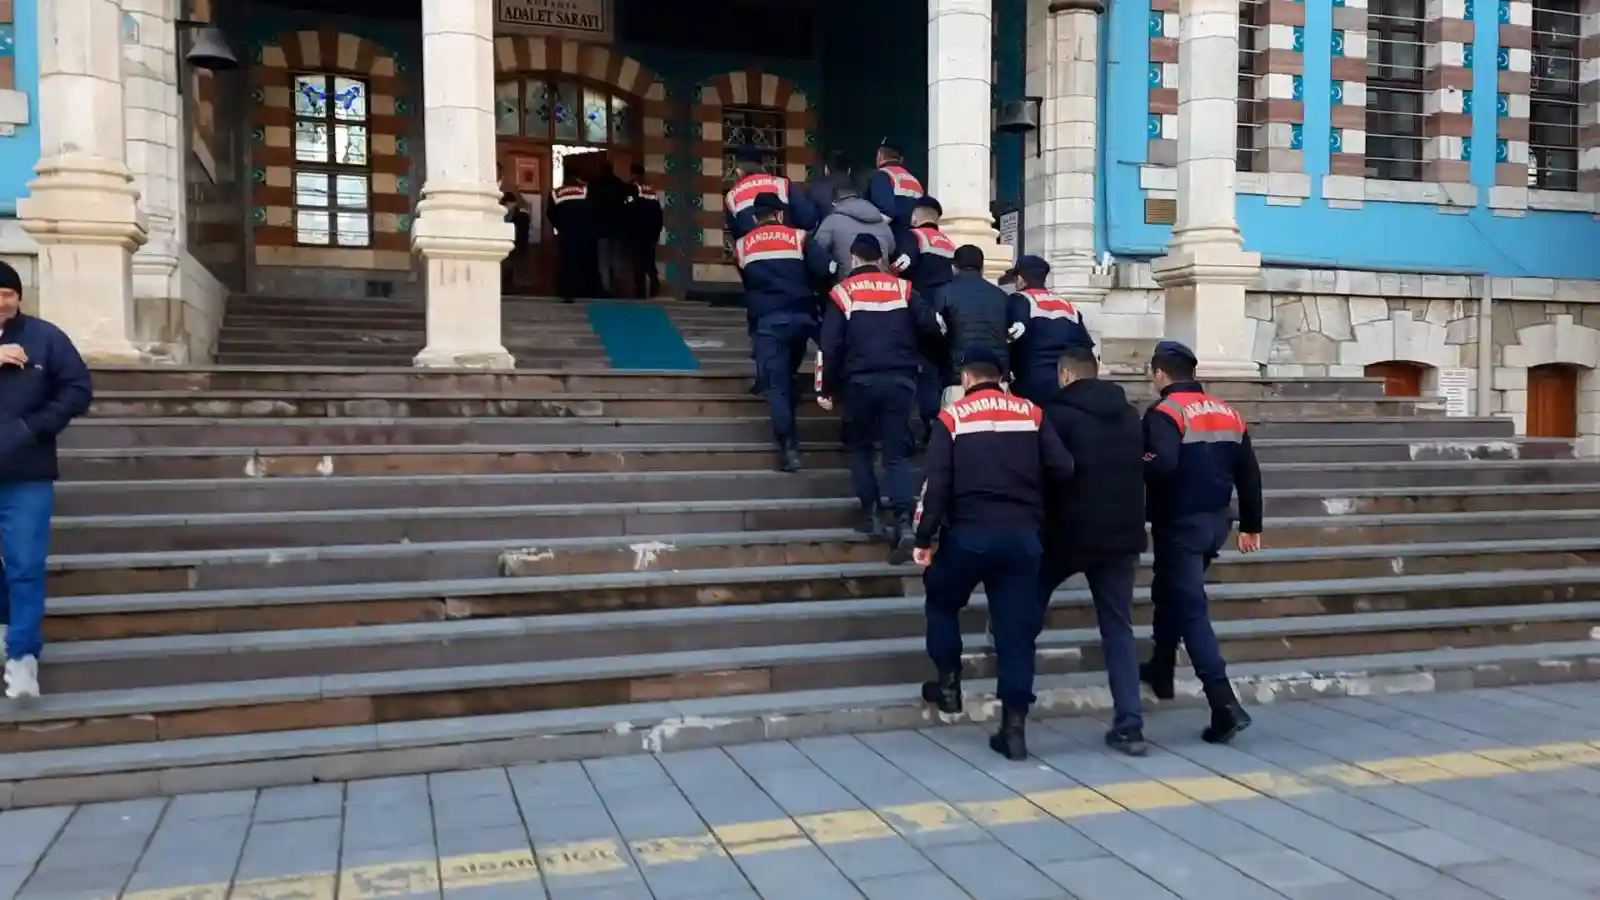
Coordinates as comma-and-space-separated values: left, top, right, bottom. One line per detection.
3, 641, 1596, 786
11, 604, 1600, 724
46, 563, 1600, 617
44, 595, 1600, 668
45, 534, 1600, 573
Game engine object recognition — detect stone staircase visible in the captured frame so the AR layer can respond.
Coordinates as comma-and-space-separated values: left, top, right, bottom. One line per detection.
3, 304, 1599, 807
214, 294, 755, 369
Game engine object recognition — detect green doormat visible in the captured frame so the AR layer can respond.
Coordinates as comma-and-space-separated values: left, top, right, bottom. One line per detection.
584, 301, 701, 371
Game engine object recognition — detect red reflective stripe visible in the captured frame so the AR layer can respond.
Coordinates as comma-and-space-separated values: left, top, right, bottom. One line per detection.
837, 273, 912, 305
829, 283, 851, 311
937, 408, 957, 433
1162, 392, 1248, 434
1022, 288, 1077, 317
727, 174, 790, 210
881, 165, 924, 195
948, 389, 1043, 427
914, 228, 956, 252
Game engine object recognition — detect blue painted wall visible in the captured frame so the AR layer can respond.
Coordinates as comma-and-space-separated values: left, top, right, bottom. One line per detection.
1099, 0, 1600, 278
0, 0, 41, 211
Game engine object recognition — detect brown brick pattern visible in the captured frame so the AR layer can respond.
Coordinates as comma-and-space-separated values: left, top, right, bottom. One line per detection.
1582, 0, 1600, 190
693, 70, 819, 284
1149, 0, 1178, 168
0, 0, 15, 90
1423, 6, 1473, 182
1499, 0, 1534, 186
1330, 0, 1370, 176
1252, 0, 1307, 175
250, 29, 411, 271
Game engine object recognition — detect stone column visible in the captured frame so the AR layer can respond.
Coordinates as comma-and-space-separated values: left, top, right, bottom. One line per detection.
1024, 0, 1107, 302
122, 0, 187, 361
1149, 0, 1262, 377
18, 0, 148, 363
928, 0, 1013, 280
412, 0, 513, 369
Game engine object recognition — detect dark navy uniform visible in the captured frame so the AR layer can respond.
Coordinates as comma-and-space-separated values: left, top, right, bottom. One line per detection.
624, 180, 664, 297
734, 194, 817, 470
865, 142, 925, 251
725, 160, 818, 240
548, 182, 599, 301
1142, 340, 1264, 743
819, 235, 940, 550
898, 206, 956, 432
914, 357, 1074, 758
1008, 256, 1096, 404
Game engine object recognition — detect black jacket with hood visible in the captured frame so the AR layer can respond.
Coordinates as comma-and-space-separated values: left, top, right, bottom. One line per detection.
1040, 377, 1148, 555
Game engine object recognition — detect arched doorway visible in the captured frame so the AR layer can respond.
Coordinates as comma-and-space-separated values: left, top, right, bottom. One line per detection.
1364, 361, 1428, 397
496, 75, 641, 295
1527, 364, 1580, 438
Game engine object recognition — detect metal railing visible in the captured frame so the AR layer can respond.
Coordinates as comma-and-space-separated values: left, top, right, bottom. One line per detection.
1529, 0, 1580, 190
1366, 0, 1428, 180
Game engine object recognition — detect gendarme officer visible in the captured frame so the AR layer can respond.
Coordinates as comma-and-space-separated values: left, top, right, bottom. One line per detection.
913, 349, 1075, 760
1141, 340, 1264, 744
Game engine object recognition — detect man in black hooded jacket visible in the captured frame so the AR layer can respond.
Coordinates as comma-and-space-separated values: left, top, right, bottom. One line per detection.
1035, 345, 1150, 756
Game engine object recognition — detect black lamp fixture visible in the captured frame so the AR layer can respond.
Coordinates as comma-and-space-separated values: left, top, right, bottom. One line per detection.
179, 19, 238, 72
996, 95, 1044, 155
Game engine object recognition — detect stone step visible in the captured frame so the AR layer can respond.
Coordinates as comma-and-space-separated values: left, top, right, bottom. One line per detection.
1, 640, 1593, 807
39, 556, 1600, 645
4, 599, 1596, 755
36, 586, 1600, 697
48, 498, 1600, 556
88, 367, 1392, 400
43, 535, 1600, 600
60, 415, 1516, 451
1265, 482, 1600, 516
84, 391, 1437, 422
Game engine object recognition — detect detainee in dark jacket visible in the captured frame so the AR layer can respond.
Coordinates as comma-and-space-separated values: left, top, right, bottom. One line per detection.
913, 350, 1075, 761
0, 260, 92, 700
932, 245, 1018, 403
1036, 345, 1150, 756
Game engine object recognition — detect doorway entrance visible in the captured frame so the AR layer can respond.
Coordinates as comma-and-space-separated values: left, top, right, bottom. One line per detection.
1527, 364, 1580, 439
1363, 361, 1428, 398
495, 74, 641, 297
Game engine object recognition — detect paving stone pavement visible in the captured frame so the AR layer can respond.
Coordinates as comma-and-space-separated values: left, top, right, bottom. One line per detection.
3, 685, 1600, 899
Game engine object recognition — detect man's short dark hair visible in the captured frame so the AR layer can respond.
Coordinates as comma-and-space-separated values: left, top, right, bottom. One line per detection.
963, 360, 1003, 382
753, 208, 781, 224
833, 183, 861, 203
879, 146, 903, 162
998, 268, 1017, 285
630, 162, 645, 177
1151, 351, 1197, 382
953, 245, 984, 271
1057, 345, 1098, 380
827, 151, 850, 173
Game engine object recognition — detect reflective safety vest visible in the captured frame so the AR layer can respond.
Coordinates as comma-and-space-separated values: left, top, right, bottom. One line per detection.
880, 165, 924, 200
1153, 392, 1248, 445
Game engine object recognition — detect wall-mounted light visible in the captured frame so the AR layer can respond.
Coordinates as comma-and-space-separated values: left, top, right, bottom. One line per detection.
180, 19, 238, 72
996, 96, 1043, 156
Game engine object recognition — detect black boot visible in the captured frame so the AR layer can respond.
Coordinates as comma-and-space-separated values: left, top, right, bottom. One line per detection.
1201, 681, 1252, 744
989, 707, 1028, 761
1105, 727, 1149, 757
1140, 659, 1176, 700
920, 670, 962, 715
855, 506, 885, 537
777, 441, 802, 473
886, 512, 916, 565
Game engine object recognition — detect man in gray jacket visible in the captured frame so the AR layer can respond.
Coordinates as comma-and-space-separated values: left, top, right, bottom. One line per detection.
807, 184, 896, 285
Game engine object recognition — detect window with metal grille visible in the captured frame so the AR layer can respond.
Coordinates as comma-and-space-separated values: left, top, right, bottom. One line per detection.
1365, 0, 1426, 181
1237, 0, 1264, 172
493, 77, 638, 147
291, 73, 372, 247
1530, 0, 1579, 189
721, 106, 787, 262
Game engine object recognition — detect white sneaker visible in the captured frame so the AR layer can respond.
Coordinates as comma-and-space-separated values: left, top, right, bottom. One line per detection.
4, 655, 39, 700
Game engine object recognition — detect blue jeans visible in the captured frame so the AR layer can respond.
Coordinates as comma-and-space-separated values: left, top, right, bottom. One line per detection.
924, 527, 1044, 712
841, 374, 917, 514
1038, 548, 1143, 732
1149, 511, 1232, 686
0, 480, 54, 660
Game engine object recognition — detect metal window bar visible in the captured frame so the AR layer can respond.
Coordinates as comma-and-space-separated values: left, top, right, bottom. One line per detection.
1237, 0, 1264, 173
1365, 0, 1428, 180
1529, 0, 1580, 189
721, 106, 787, 262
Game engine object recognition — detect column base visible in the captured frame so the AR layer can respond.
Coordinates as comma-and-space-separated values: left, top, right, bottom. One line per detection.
941, 216, 1016, 282
412, 182, 516, 370
1151, 244, 1262, 378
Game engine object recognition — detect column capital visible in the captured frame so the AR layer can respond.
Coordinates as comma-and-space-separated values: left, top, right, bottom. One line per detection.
1150, 245, 1261, 289
1049, 0, 1106, 14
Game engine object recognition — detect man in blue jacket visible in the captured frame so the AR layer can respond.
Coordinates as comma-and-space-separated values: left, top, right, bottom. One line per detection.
0, 261, 92, 699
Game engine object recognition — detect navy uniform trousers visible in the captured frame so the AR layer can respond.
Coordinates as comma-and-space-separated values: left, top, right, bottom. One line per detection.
925, 527, 1044, 712
1148, 510, 1233, 685
841, 373, 917, 514
751, 311, 813, 446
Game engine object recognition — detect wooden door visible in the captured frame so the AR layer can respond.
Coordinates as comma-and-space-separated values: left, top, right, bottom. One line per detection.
498, 143, 553, 296
1527, 364, 1579, 438
1364, 361, 1425, 398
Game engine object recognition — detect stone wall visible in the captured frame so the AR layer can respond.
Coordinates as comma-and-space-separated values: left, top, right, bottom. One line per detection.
1490, 301, 1600, 450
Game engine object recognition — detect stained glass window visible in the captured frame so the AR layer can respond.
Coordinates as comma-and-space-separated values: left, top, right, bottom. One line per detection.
496, 78, 637, 145
495, 81, 521, 136
292, 72, 372, 247
554, 82, 581, 140
720, 105, 788, 261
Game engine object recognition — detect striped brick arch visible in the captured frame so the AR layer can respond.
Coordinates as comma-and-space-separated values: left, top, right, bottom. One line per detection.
492, 38, 672, 169
249, 29, 413, 271
692, 70, 819, 283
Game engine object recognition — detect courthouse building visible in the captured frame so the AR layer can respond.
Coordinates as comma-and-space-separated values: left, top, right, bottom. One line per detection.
2, 0, 1600, 446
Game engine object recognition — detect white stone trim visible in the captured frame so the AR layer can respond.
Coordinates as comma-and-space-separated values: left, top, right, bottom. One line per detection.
1320, 175, 1478, 210
1503, 315, 1600, 370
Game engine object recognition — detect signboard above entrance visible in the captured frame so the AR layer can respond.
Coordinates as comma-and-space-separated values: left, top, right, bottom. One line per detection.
496, 0, 613, 41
